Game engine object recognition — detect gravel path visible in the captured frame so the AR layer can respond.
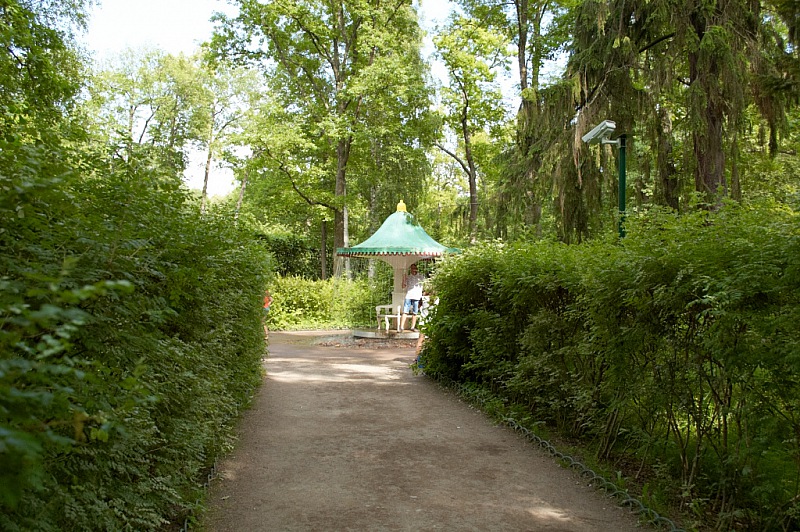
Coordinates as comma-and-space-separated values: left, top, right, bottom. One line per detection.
203, 331, 643, 531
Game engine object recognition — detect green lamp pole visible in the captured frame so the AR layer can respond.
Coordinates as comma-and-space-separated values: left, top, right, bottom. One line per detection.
617, 134, 627, 238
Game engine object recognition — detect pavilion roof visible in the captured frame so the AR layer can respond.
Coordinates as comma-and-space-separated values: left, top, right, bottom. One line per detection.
336, 201, 458, 258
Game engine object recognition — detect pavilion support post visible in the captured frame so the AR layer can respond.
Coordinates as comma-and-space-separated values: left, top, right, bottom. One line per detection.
392, 268, 406, 317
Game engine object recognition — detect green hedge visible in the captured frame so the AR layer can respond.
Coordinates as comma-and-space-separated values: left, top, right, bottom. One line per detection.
421, 200, 800, 530
0, 145, 271, 530
266, 269, 394, 331
255, 229, 322, 278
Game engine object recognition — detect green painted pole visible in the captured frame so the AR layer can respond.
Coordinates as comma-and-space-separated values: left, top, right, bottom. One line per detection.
618, 134, 627, 238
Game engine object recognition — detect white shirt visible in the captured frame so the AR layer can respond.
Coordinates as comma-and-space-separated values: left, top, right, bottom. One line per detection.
405, 273, 424, 300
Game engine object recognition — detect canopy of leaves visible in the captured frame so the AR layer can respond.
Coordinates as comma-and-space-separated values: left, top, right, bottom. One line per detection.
210, 0, 436, 252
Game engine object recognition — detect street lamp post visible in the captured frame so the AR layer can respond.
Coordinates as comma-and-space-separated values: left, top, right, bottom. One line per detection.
582, 120, 627, 238
617, 134, 626, 237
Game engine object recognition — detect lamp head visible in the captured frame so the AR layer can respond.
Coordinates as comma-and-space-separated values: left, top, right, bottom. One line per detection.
581, 120, 617, 145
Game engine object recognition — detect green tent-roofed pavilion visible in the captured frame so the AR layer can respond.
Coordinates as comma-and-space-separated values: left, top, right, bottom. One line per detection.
337, 200, 457, 319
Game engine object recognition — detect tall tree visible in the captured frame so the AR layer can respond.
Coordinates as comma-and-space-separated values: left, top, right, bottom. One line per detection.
0, 0, 87, 141
88, 49, 209, 173
194, 62, 262, 213
486, 0, 800, 241
453, 0, 568, 147
453, 0, 572, 234
236, 94, 339, 263
567, 0, 800, 204
211, 0, 431, 275
434, 15, 510, 241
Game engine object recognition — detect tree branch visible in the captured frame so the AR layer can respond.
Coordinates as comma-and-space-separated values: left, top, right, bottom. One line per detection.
435, 141, 470, 176
638, 33, 676, 54
138, 107, 158, 144
268, 27, 329, 110
263, 147, 338, 212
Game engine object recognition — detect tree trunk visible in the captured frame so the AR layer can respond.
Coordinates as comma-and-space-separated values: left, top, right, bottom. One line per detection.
461, 108, 479, 242
526, 194, 542, 233
513, 0, 547, 234
343, 202, 351, 279
693, 98, 726, 201
333, 137, 352, 277
320, 219, 328, 280
516, 0, 529, 94
689, 18, 726, 202
656, 108, 680, 210
515, 0, 537, 152
234, 166, 248, 221
201, 143, 213, 214
730, 135, 741, 200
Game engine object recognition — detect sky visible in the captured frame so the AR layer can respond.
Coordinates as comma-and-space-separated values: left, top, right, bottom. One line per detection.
83, 0, 236, 61
83, 0, 452, 61
82, 0, 240, 196
81, 1, 455, 197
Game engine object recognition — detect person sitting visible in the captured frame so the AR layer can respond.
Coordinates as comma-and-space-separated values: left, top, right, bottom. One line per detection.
400, 263, 424, 332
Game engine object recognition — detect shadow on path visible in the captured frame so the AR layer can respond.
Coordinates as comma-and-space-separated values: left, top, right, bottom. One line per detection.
204, 331, 642, 531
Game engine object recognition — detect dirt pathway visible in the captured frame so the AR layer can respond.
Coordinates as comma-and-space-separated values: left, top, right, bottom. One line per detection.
204, 331, 643, 531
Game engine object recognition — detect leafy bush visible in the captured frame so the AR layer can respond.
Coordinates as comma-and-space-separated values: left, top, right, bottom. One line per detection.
255, 228, 322, 278
0, 144, 271, 530
267, 267, 394, 331
421, 200, 800, 530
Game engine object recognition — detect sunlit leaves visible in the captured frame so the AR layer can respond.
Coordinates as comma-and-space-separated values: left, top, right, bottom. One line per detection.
88, 48, 211, 171
0, 0, 85, 134
423, 201, 800, 528
212, 0, 433, 254
434, 14, 511, 238
0, 5, 271, 527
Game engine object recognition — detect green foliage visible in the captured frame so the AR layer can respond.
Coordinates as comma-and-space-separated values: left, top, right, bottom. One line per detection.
434, 15, 511, 238
88, 48, 211, 174
266, 269, 393, 331
421, 200, 800, 529
212, 0, 434, 252
255, 228, 320, 278
0, 0, 86, 136
0, 7, 272, 527
0, 141, 270, 530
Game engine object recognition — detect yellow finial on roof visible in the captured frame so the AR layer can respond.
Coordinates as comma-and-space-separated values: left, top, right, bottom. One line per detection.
397, 200, 407, 212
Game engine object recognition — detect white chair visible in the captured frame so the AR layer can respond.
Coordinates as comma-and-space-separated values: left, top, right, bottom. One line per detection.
375, 304, 402, 332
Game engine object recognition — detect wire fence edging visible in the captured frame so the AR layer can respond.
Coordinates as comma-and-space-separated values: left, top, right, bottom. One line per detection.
179, 459, 219, 532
